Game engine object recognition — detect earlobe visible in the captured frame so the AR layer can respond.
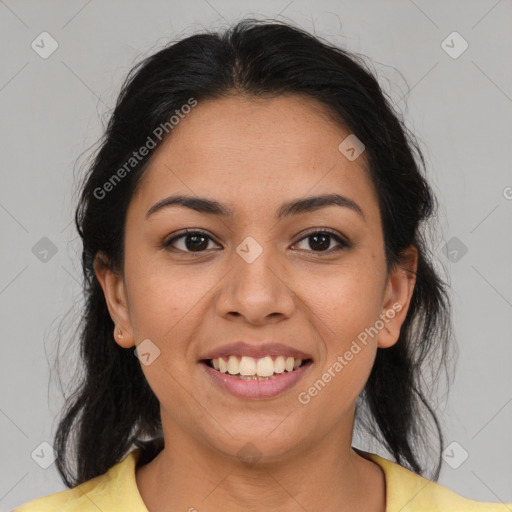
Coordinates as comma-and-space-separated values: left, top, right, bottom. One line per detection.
94, 253, 135, 348
377, 246, 418, 349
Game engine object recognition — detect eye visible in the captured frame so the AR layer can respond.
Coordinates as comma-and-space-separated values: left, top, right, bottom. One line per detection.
293, 229, 350, 253
163, 228, 350, 255
163, 229, 221, 253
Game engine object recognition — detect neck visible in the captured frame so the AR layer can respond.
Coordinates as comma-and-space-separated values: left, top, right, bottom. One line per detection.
136, 422, 386, 512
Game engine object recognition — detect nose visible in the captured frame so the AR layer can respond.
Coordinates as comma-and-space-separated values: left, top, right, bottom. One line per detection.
215, 242, 296, 325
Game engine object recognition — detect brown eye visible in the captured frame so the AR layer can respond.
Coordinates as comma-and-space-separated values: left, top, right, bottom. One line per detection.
294, 230, 349, 253
163, 230, 220, 253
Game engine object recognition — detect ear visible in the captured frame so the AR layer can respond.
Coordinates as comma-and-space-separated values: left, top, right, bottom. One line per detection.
377, 245, 418, 349
94, 252, 135, 348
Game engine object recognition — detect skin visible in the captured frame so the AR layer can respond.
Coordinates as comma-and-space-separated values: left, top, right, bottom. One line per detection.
95, 94, 417, 512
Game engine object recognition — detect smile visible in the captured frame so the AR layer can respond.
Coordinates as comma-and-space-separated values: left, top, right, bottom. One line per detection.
210, 355, 307, 376
201, 355, 313, 399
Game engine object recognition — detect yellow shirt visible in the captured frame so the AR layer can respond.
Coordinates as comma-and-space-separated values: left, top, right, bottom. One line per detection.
13, 448, 510, 511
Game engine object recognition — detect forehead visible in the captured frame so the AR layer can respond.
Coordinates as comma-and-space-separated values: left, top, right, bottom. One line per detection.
151, 93, 356, 169
129, 94, 379, 222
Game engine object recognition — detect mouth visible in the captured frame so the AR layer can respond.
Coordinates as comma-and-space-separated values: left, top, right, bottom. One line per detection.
201, 355, 313, 379
200, 355, 313, 399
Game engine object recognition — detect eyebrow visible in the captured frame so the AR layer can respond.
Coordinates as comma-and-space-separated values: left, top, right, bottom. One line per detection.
146, 193, 365, 221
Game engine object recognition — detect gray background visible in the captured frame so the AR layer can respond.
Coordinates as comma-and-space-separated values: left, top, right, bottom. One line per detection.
1, 0, 511, 509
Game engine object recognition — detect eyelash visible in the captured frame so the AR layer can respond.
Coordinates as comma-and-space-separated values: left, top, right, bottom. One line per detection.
162, 228, 350, 255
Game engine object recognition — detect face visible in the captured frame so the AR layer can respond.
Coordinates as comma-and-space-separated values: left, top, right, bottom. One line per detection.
96, 94, 416, 462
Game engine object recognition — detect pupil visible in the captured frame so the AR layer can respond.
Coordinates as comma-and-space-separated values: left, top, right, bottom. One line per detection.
186, 234, 208, 251
310, 234, 330, 251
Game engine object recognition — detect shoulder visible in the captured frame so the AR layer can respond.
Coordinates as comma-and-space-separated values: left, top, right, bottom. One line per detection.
361, 450, 511, 512
12, 450, 147, 512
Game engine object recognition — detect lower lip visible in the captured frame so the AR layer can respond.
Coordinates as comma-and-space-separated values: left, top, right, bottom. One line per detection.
201, 361, 312, 399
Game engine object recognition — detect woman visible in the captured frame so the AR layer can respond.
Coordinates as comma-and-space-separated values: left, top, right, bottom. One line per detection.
14, 19, 509, 512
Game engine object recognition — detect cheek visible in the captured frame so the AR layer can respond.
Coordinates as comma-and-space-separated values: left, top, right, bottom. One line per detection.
122, 253, 217, 351
296, 283, 381, 418
301, 257, 386, 343
122, 258, 210, 412
294, 255, 385, 404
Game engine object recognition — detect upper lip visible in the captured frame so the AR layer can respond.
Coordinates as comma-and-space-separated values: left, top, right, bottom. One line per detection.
200, 341, 313, 361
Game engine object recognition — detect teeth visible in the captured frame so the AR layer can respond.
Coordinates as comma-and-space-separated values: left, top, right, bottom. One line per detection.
274, 356, 285, 373
239, 356, 256, 376
227, 355, 239, 375
256, 356, 274, 377
210, 355, 305, 376
218, 357, 228, 373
